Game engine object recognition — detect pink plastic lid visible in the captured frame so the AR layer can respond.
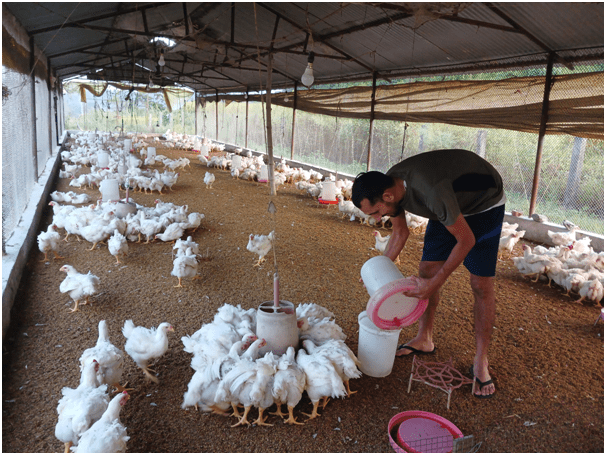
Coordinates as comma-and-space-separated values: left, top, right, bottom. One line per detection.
318, 198, 338, 204
388, 411, 463, 453
366, 278, 428, 330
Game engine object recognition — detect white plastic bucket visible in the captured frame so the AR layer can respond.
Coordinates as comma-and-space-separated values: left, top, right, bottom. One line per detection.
357, 311, 400, 377
147, 146, 156, 158
361, 256, 404, 296
100, 179, 120, 202
319, 181, 338, 203
97, 151, 110, 168
231, 155, 242, 171
259, 164, 269, 182
123, 139, 132, 152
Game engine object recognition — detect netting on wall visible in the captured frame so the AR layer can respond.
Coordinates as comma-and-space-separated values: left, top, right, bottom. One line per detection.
35, 74, 51, 172
2, 66, 36, 248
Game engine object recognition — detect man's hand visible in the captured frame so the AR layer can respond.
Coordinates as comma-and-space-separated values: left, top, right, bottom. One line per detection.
402, 276, 436, 301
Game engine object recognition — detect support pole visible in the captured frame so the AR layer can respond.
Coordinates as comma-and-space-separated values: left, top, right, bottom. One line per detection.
194, 91, 198, 137
29, 36, 39, 182
366, 71, 378, 171
47, 57, 53, 155
290, 84, 297, 160
245, 89, 249, 148
266, 53, 276, 196
528, 52, 555, 216
215, 89, 219, 140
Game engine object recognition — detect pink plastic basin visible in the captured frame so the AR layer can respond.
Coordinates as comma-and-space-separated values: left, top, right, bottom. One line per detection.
388, 411, 463, 453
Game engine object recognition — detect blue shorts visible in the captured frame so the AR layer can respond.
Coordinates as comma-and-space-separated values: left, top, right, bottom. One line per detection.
421, 205, 505, 277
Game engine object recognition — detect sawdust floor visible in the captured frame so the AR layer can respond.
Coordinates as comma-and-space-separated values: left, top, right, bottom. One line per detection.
2, 147, 604, 453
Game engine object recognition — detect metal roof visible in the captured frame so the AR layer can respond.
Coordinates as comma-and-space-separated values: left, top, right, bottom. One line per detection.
4, 2, 604, 94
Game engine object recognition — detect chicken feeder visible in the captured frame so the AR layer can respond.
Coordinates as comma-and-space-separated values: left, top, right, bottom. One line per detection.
147, 146, 156, 159
258, 164, 269, 183
319, 181, 339, 205
357, 311, 400, 377
100, 179, 120, 202
123, 139, 132, 152
256, 300, 299, 356
97, 151, 110, 168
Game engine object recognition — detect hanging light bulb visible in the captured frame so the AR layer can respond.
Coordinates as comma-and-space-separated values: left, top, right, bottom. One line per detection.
301, 51, 315, 87
158, 49, 165, 67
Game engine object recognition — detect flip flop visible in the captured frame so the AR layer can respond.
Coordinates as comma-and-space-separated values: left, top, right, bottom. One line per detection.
395, 344, 436, 357
469, 365, 495, 399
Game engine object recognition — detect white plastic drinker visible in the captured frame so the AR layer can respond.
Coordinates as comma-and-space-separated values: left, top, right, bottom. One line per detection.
319, 181, 338, 204
258, 164, 269, 182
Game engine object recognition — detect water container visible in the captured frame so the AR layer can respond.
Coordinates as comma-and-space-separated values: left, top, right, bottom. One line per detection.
123, 139, 132, 152
97, 151, 110, 168
100, 179, 120, 202
258, 164, 269, 183
256, 300, 299, 356
357, 311, 400, 377
147, 146, 156, 158
117, 161, 127, 176
231, 155, 242, 171
200, 143, 209, 156
361, 256, 404, 296
319, 181, 338, 204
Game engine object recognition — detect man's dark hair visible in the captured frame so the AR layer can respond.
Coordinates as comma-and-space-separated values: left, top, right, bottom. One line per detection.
351, 171, 395, 208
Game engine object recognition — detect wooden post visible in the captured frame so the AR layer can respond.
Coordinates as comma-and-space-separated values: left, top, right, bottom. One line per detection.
563, 137, 587, 209
245, 89, 249, 148
266, 53, 276, 196
29, 36, 39, 182
529, 52, 555, 216
215, 90, 219, 140
476, 130, 487, 158
194, 91, 198, 136
290, 84, 297, 160
366, 71, 378, 171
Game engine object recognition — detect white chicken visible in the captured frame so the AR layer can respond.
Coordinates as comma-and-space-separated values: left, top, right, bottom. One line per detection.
295, 303, 335, 321
498, 230, 526, 259
246, 231, 274, 267
72, 391, 130, 453
214, 338, 268, 425
38, 224, 64, 262
298, 316, 347, 345
301, 339, 361, 396
182, 339, 254, 414
372, 230, 400, 265
547, 222, 579, 246
59, 265, 100, 313
204, 172, 216, 189
55, 359, 109, 453
296, 347, 346, 421
79, 320, 127, 392
271, 346, 306, 425
405, 212, 429, 234
575, 278, 603, 304
501, 222, 519, 238
107, 229, 128, 265
155, 221, 185, 243
336, 195, 356, 219
122, 320, 174, 383
171, 247, 200, 287
174, 236, 199, 256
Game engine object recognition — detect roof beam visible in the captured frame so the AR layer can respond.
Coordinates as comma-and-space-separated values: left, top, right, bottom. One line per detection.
485, 3, 574, 70
28, 3, 172, 35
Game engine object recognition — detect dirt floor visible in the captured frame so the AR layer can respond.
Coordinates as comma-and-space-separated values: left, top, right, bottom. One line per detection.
2, 144, 604, 453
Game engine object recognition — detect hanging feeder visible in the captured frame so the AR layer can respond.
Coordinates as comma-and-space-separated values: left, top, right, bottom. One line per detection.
255, 201, 299, 356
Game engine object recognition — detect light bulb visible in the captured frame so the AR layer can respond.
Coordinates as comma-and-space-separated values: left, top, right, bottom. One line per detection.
158, 51, 165, 67
301, 64, 314, 87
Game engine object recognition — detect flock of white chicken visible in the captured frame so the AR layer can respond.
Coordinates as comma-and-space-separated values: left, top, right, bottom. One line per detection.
181, 302, 360, 427
498, 221, 605, 305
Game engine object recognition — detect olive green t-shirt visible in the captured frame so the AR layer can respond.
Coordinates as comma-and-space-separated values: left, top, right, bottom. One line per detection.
386, 149, 505, 226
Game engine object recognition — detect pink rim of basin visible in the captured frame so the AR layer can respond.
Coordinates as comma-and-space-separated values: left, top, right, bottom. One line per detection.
388, 411, 463, 453
366, 278, 429, 330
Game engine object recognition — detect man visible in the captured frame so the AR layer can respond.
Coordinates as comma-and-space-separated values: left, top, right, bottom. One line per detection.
352, 149, 505, 399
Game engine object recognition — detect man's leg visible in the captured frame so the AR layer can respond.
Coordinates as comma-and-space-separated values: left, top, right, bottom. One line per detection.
470, 273, 496, 397
395, 260, 444, 356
